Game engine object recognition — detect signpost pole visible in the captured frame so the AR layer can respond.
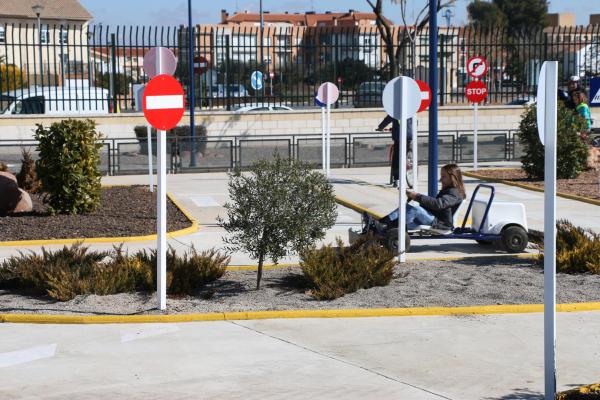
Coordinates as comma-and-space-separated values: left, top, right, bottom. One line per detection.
541, 61, 558, 400
188, 0, 196, 167
326, 99, 331, 177
474, 102, 478, 170
321, 106, 326, 172
398, 112, 407, 263
156, 50, 167, 311
147, 124, 153, 192
412, 118, 418, 192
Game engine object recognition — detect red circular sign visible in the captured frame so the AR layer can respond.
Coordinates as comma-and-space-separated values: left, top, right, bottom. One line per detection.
465, 80, 488, 103
193, 56, 210, 74
142, 74, 186, 131
467, 56, 488, 79
415, 79, 432, 113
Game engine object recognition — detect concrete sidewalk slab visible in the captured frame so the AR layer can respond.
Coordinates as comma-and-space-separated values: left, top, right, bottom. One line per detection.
1, 311, 599, 399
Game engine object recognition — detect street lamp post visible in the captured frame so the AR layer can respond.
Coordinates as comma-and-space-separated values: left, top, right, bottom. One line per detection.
428, 0, 439, 197
259, 0, 264, 95
188, 0, 196, 167
32, 4, 44, 78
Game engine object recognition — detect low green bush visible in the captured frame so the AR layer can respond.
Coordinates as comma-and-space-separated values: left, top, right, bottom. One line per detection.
556, 381, 600, 399
0, 243, 229, 301
300, 235, 396, 300
538, 220, 600, 274
34, 119, 103, 214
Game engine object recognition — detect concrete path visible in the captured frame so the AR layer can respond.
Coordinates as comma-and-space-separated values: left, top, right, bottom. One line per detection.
4, 163, 596, 263
1, 312, 599, 399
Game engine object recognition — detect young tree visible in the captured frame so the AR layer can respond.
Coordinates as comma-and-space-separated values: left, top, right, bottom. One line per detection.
218, 154, 338, 289
468, 0, 549, 31
467, 0, 506, 27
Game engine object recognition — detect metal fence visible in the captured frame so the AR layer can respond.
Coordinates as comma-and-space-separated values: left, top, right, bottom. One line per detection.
1, 23, 598, 113
0, 129, 523, 176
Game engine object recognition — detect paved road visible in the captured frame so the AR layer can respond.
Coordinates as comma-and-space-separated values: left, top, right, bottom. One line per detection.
1, 312, 599, 399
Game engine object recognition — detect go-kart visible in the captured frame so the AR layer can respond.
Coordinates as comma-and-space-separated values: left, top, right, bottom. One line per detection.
349, 184, 529, 254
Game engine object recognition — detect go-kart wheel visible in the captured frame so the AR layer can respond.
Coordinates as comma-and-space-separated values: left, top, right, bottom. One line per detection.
476, 240, 493, 245
501, 226, 528, 253
385, 228, 411, 253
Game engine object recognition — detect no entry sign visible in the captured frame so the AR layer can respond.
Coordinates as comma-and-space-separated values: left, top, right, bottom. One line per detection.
465, 80, 488, 103
415, 79, 432, 113
194, 56, 210, 74
467, 56, 488, 79
142, 74, 185, 131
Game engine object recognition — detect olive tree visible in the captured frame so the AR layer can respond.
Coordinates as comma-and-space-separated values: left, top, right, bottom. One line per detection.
218, 154, 338, 289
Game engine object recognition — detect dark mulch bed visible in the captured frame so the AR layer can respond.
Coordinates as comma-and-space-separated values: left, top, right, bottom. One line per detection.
473, 168, 600, 201
0, 186, 191, 241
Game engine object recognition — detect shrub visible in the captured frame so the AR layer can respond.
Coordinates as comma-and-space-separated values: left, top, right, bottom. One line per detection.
538, 220, 600, 274
301, 235, 396, 300
518, 102, 589, 179
133, 246, 229, 295
0, 161, 7, 172
16, 148, 40, 193
34, 119, 104, 214
0, 243, 229, 301
556, 381, 600, 400
218, 153, 338, 289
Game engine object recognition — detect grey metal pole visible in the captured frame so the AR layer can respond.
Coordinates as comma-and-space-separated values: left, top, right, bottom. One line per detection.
428, 0, 439, 197
260, 0, 264, 95
37, 14, 43, 77
188, 0, 197, 167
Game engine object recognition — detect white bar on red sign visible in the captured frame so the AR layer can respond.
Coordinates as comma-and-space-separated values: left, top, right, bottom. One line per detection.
146, 95, 184, 110
421, 91, 430, 100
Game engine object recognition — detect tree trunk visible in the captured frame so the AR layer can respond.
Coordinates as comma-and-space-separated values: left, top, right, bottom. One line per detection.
256, 253, 264, 290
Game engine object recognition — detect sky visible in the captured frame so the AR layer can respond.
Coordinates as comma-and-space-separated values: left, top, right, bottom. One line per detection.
80, 0, 597, 27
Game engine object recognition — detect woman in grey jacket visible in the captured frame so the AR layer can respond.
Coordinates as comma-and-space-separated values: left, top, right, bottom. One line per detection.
379, 164, 466, 232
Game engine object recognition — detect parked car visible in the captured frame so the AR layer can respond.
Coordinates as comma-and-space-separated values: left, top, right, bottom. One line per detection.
1, 86, 110, 115
234, 103, 293, 113
207, 84, 249, 98
354, 81, 386, 108
506, 97, 535, 106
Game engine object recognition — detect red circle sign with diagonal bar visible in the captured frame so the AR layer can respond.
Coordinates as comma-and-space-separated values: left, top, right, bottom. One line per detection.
467, 56, 488, 79
142, 74, 186, 131
465, 80, 489, 103
415, 79, 432, 112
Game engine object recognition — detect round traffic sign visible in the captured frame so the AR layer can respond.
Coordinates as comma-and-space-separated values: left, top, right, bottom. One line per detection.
465, 80, 488, 103
194, 56, 210, 74
143, 47, 177, 79
415, 79, 432, 113
142, 74, 186, 131
467, 56, 488, 79
382, 76, 421, 121
314, 91, 326, 107
251, 71, 264, 90
316, 82, 339, 105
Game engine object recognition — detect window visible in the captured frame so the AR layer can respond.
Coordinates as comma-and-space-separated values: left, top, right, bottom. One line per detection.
40, 26, 49, 44
0, 26, 5, 44
59, 29, 68, 45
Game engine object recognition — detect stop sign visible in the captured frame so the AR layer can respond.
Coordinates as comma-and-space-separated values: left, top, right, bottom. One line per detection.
142, 74, 186, 131
465, 80, 488, 103
415, 79, 432, 112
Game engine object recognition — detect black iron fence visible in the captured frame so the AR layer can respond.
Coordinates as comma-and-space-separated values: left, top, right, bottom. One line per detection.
1, 23, 598, 113
0, 129, 523, 176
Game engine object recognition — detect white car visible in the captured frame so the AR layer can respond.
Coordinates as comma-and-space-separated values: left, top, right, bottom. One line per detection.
234, 104, 293, 113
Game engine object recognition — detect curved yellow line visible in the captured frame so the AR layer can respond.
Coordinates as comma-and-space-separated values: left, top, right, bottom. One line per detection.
0, 192, 198, 247
463, 171, 600, 207
2, 302, 600, 324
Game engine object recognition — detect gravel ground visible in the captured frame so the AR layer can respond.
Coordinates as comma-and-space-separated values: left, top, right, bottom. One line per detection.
0, 186, 191, 241
1, 258, 599, 315
473, 168, 600, 200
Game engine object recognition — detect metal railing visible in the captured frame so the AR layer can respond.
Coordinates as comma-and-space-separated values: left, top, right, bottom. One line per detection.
1, 24, 599, 113
0, 129, 522, 176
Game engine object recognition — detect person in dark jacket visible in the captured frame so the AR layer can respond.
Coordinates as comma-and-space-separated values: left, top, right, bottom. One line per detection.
376, 115, 413, 186
378, 164, 466, 233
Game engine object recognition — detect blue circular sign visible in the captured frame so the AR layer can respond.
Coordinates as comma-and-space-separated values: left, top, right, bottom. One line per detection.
251, 71, 264, 90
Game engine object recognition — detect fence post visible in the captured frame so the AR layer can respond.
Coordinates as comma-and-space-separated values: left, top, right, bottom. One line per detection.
225, 34, 231, 111
110, 33, 117, 113
440, 33, 446, 107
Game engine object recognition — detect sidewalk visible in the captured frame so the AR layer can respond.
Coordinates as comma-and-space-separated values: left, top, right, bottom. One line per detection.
1, 311, 599, 399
